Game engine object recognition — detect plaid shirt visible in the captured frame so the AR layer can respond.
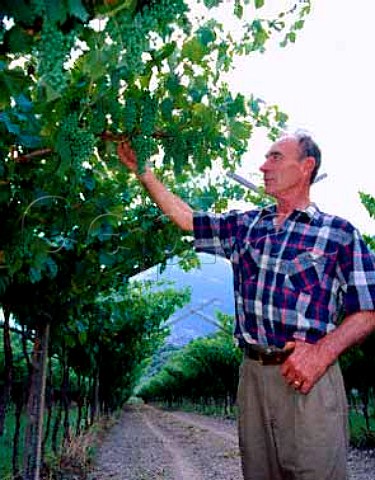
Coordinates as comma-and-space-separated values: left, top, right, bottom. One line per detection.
193, 203, 375, 348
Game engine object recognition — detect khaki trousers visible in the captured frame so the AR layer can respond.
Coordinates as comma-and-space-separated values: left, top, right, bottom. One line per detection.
237, 356, 348, 480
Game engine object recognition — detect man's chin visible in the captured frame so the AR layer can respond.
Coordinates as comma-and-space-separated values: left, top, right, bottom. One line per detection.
264, 186, 275, 196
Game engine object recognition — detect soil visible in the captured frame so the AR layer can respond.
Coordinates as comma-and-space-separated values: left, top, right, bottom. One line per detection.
87, 404, 375, 480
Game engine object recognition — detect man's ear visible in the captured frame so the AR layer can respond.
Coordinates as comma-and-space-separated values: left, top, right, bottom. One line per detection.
303, 156, 316, 180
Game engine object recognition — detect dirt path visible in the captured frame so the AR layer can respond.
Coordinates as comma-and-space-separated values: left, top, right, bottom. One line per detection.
88, 405, 375, 480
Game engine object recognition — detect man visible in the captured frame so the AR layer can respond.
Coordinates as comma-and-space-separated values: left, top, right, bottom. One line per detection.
117, 131, 375, 480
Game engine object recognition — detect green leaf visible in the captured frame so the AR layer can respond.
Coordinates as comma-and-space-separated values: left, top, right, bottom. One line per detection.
81, 48, 113, 80
248, 96, 262, 115
29, 267, 42, 283
0, 68, 30, 103
45, 257, 58, 278
363, 234, 375, 252
82, 174, 96, 191
234, 2, 243, 19
359, 192, 375, 219
15, 94, 33, 112
294, 20, 305, 30
203, 0, 221, 7
18, 134, 42, 148
288, 31, 296, 43
182, 38, 207, 63
78, 331, 87, 345
160, 98, 174, 121
153, 41, 177, 63
0, 112, 21, 135
229, 120, 252, 140
275, 110, 288, 126
4, 25, 34, 54
227, 94, 246, 118
165, 75, 182, 96
99, 252, 117, 267
254, 0, 265, 8
67, 0, 89, 22
44, 83, 63, 103
45, 0, 68, 24
0, 183, 11, 204
197, 26, 216, 46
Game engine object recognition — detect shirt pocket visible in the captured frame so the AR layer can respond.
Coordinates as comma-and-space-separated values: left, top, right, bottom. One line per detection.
283, 249, 327, 292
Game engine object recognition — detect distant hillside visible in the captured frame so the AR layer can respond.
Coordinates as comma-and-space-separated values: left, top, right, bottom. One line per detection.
136, 253, 235, 346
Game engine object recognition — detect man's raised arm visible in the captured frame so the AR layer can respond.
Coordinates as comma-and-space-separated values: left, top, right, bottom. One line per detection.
117, 142, 193, 232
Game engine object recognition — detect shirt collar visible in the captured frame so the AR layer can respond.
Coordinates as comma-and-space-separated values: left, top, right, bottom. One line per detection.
260, 202, 320, 222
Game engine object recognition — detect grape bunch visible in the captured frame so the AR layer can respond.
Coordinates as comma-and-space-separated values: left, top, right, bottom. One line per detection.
106, 13, 147, 78
123, 98, 138, 134
57, 113, 96, 167
36, 21, 74, 95
140, 94, 157, 136
131, 134, 156, 174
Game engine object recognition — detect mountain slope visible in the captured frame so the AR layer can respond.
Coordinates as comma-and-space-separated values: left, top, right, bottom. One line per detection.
137, 253, 235, 346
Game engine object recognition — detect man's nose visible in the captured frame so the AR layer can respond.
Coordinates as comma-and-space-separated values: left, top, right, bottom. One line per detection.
259, 159, 269, 173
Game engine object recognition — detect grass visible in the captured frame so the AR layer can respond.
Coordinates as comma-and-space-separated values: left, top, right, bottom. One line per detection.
349, 404, 375, 448
55, 410, 122, 479
159, 399, 238, 419
0, 407, 26, 479
0, 402, 125, 480
0, 405, 89, 479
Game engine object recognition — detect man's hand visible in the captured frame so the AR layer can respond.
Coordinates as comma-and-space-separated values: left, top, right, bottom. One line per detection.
115, 140, 193, 231
117, 142, 138, 173
280, 340, 334, 395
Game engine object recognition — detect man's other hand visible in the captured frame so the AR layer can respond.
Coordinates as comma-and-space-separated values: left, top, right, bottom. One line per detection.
117, 142, 138, 173
280, 340, 332, 394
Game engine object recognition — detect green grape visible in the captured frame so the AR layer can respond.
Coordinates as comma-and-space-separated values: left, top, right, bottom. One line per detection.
106, 14, 146, 77
132, 134, 156, 174
105, 0, 190, 80
124, 98, 138, 134
191, 132, 206, 165
140, 94, 157, 136
160, 98, 173, 121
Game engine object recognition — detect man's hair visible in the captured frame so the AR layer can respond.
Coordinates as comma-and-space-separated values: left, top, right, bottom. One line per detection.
294, 130, 322, 184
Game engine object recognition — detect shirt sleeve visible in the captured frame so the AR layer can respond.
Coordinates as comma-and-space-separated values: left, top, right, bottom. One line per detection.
193, 210, 241, 260
338, 228, 375, 315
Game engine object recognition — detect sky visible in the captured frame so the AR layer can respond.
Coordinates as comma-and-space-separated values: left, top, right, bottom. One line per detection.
199, 0, 375, 235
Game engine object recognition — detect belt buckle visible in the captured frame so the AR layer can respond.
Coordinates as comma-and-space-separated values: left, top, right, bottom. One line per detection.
257, 346, 274, 365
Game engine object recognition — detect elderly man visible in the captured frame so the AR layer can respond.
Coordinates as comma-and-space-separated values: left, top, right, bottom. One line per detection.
118, 131, 375, 480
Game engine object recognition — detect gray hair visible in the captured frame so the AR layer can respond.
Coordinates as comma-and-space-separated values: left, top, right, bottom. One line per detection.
294, 130, 322, 184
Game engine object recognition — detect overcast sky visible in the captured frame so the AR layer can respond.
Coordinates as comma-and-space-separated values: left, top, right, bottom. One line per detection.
194, 0, 375, 235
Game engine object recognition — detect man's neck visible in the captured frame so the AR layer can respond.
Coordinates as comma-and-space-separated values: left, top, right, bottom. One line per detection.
275, 193, 311, 222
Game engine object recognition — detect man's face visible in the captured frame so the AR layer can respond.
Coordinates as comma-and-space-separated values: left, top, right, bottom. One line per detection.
260, 137, 309, 199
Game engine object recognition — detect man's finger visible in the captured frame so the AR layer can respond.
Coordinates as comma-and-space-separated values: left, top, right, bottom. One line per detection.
283, 341, 296, 353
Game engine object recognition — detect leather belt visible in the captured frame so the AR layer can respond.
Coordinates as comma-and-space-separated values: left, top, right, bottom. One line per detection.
243, 344, 291, 365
